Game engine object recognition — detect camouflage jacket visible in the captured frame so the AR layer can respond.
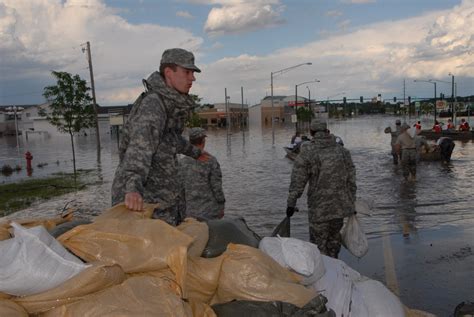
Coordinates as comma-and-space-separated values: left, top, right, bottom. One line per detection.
111, 71, 201, 208
385, 126, 402, 146
287, 132, 357, 222
179, 153, 225, 220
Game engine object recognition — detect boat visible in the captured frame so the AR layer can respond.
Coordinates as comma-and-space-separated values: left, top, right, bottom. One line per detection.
418, 129, 474, 140
284, 146, 299, 160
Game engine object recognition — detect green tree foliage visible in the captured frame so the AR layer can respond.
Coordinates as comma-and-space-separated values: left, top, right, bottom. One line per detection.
40, 71, 96, 182
296, 106, 313, 122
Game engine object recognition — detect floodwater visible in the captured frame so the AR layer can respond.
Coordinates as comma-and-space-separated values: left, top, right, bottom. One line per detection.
1, 115, 473, 316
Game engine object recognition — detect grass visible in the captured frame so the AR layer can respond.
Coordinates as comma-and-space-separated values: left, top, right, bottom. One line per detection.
0, 172, 88, 217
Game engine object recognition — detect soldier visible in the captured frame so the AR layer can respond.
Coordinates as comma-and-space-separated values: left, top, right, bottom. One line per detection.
111, 48, 208, 224
179, 127, 226, 220
394, 123, 417, 181
384, 119, 402, 164
286, 120, 357, 258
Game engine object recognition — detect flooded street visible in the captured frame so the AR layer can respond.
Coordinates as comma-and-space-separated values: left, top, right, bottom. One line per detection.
1, 115, 473, 315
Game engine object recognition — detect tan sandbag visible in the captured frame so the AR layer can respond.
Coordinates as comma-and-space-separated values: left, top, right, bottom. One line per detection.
186, 255, 224, 303
93, 203, 157, 221
58, 218, 193, 274
404, 305, 437, 317
187, 298, 217, 317
177, 218, 209, 257
128, 268, 183, 297
0, 225, 10, 241
14, 263, 125, 315
7, 210, 74, 231
0, 299, 28, 317
42, 276, 195, 317
212, 244, 317, 308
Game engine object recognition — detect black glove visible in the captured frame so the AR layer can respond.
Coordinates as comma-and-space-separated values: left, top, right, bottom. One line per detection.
286, 206, 298, 218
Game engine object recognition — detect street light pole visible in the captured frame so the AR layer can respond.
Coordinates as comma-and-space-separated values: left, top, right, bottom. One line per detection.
449, 73, 455, 121
270, 62, 312, 145
7, 106, 23, 156
294, 79, 320, 132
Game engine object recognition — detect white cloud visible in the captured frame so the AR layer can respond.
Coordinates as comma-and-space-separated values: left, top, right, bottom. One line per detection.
204, 0, 285, 36
197, 0, 473, 104
0, 0, 204, 105
338, 19, 351, 30
176, 10, 193, 18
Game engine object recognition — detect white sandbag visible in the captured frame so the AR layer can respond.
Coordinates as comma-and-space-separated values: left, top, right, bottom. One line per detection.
352, 278, 405, 317
259, 236, 325, 283
342, 214, 369, 258
310, 255, 361, 317
0, 223, 89, 296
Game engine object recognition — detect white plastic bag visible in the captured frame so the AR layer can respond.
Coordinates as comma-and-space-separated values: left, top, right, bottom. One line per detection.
0, 223, 89, 296
341, 214, 369, 258
259, 236, 325, 283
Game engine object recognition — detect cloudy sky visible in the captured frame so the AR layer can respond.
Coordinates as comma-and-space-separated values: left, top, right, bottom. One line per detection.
0, 0, 473, 106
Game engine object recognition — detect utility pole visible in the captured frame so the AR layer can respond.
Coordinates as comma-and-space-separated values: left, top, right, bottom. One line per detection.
403, 79, 406, 120
84, 41, 101, 161
241, 86, 244, 129
450, 74, 455, 121
225, 88, 230, 135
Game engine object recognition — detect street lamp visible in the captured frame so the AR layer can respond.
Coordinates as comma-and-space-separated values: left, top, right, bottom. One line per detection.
294, 79, 320, 132
271, 62, 312, 145
449, 73, 455, 121
6, 106, 24, 156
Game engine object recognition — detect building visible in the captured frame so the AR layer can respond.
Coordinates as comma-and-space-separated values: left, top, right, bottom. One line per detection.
196, 102, 248, 128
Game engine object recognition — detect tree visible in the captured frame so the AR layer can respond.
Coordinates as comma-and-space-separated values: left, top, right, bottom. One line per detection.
40, 71, 96, 183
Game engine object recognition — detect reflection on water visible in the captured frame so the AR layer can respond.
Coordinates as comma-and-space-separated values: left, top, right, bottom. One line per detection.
1, 115, 474, 240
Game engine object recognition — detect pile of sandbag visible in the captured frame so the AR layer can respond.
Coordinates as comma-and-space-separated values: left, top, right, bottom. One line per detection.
0, 204, 330, 316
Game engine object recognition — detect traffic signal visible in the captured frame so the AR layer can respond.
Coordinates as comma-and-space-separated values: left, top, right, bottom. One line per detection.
393, 97, 397, 102
408, 96, 411, 104
343, 97, 347, 104
360, 96, 363, 103
440, 93, 444, 100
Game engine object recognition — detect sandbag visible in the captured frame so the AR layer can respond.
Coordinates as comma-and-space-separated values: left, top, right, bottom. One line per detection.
341, 214, 369, 258
212, 294, 334, 317
259, 236, 325, 285
14, 263, 126, 315
94, 203, 157, 221
186, 255, 225, 303
352, 278, 405, 317
177, 218, 209, 257
211, 244, 317, 308
202, 218, 261, 258
49, 219, 92, 238
0, 224, 10, 241
58, 218, 193, 273
5, 211, 74, 231
310, 255, 362, 317
0, 223, 89, 296
0, 299, 28, 317
42, 276, 198, 317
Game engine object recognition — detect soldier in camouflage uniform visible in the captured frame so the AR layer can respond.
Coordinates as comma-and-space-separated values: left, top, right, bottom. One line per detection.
111, 48, 208, 223
394, 123, 417, 181
179, 127, 226, 220
384, 119, 402, 164
286, 120, 357, 258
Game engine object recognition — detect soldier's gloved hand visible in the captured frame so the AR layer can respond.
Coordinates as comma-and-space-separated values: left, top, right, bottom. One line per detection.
286, 206, 297, 218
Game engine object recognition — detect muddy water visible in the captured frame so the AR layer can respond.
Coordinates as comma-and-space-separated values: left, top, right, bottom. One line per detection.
1, 115, 473, 315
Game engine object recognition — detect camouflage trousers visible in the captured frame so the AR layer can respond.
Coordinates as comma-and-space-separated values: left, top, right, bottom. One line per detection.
401, 148, 417, 179
309, 218, 344, 258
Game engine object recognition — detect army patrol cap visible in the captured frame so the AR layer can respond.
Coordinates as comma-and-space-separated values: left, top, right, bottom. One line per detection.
189, 127, 207, 141
160, 48, 201, 73
395, 119, 401, 125
401, 123, 410, 130
310, 120, 328, 132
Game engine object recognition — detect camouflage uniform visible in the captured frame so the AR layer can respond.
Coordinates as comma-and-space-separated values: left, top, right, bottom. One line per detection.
111, 52, 201, 220
179, 128, 225, 220
384, 120, 402, 164
287, 120, 356, 258
395, 124, 417, 180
